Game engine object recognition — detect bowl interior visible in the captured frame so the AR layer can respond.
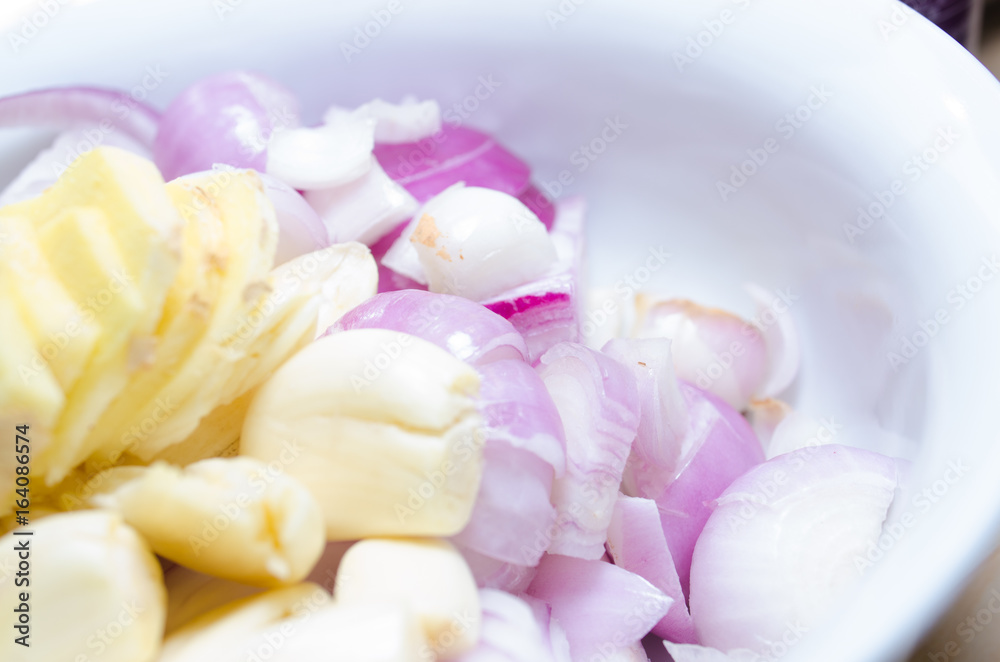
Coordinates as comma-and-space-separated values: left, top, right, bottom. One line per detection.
3, 0, 1000, 659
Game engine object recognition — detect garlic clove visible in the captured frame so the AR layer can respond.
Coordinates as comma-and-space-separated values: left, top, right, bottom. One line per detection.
240, 328, 484, 540
336, 538, 480, 658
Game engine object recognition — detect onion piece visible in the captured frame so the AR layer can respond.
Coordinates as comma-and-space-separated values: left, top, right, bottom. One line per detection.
537, 343, 639, 559
303, 160, 417, 245
477, 359, 567, 474
603, 338, 689, 492
455, 546, 537, 594
370, 222, 429, 293
632, 296, 768, 412
326, 98, 442, 145
526, 554, 672, 661
0, 129, 152, 207
154, 71, 300, 180
455, 589, 561, 662
518, 184, 556, 230
266, 118, 375, 191
451, 359, 566, 567
607, 495, 697, 644
689, 444, 901, 654
482, 197, 586, 363
0, 86, 160, 146
451, 439, 556, 566
663, 642, 761, 662
626, 383, 764, 596
327, 290, 527, 365
382, 184, 557, 300
523, 595, 574, 662
373, 125, 531, 203
745, 283, 801, 399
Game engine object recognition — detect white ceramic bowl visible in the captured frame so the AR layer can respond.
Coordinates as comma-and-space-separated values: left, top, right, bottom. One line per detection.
2, 0, 1000, 659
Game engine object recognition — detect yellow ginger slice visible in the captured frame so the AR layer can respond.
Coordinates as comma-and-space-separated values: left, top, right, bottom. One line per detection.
35, 207, 149, 483
0, 215, 100, 393
0, 293, 64, 514
87, 169, 278, 463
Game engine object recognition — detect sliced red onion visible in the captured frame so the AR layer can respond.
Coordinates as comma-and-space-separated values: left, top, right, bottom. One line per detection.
326, 98, 442, 145
518, 184, 556, 230
370, 221, 428, 293
537, 343, 640, 559
303, 160, 417, 245
452, 439, 556, 566
477, 359, 567, 474
481, 197, 585, 363
382, 184, 557, 301
663, 642, 761, 662
0, 86, 160, 146
627, 383, 764, 596
603, 338, 689, 491
373, 125, 531, 203
153, 71, 300, 180
526, 554, 672, 661
266, 118, 375, 191
607, 495, 697, 644
523, 595, 573, 662
0, 130, 152, 207
328, 290, 527, 365
633, 297, 769, 412
745, 283, 801, 399
689, 445, 901, 654
455, 589, 561, 662
456, 546, 536, 594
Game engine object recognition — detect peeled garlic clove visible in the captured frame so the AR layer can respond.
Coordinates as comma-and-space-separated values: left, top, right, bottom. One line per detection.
336, 538, 480, 659
161, 583, 423, 662
632, 296, 768, 411
267, 118, 375, 190
87, 457, 325, 587
0, 511, 166, 662
241, 328, 484, 539
389, 184, 558, 301
164, 565, 264, 635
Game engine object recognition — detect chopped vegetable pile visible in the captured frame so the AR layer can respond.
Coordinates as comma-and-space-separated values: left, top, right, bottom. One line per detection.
0, 72, 905, 662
